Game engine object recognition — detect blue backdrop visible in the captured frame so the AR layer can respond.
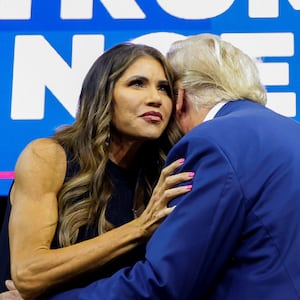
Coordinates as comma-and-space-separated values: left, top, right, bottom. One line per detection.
0, 0, 299, 195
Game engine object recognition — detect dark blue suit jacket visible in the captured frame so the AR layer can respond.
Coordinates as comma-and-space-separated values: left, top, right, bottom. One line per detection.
51, 100, 300, 299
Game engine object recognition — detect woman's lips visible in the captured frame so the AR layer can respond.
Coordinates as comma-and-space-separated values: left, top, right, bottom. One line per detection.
141, 111, 163, 123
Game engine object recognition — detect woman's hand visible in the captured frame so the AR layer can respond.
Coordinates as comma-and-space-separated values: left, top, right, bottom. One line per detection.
0, 281, 24, 300
136, 158, 194, 238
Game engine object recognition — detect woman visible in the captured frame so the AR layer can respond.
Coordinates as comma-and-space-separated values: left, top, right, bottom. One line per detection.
0, 43, 193, 299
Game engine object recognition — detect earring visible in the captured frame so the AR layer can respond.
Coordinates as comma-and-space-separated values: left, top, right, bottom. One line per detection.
105, 132, 110, 147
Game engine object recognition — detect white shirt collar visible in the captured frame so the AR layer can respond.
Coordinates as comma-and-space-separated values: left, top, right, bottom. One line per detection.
203, 101, 227, 122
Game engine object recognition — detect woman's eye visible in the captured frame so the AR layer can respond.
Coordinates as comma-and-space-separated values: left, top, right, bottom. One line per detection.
129, 79, 144, 87
159, 84, 171, 94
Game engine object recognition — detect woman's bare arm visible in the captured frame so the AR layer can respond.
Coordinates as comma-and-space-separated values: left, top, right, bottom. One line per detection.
9, 138, 192, 300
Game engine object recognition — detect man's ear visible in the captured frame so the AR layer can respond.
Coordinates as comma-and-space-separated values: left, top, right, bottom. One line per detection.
176, 88, 186, 116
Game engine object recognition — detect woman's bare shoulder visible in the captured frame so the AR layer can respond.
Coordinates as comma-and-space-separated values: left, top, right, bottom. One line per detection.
14, 138, 67, 184
10, 138, 68, 204
20, 138, 66, 163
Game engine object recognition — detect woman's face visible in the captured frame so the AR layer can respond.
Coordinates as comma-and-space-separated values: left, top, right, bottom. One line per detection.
112, 56, 173, 142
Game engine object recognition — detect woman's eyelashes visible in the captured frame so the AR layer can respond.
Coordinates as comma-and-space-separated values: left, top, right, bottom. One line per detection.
127, 78, 171, 97
158, 82, 171, 95
129, 78, 145, 88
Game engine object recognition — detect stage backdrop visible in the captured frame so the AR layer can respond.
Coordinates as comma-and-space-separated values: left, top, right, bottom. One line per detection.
0, 0, 299, 195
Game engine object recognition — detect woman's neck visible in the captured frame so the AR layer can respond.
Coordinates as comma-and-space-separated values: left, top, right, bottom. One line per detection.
109, 138, 143, 169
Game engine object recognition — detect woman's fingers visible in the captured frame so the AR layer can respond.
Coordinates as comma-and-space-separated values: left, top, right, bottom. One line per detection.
154, 205, 176, 220
137, 158, 194, 238
5, 281, 16, 291
0, 291, 23, 300
0, 281, 24, 300
152, 158, 194, 203
162, 183, 193, 203
158, 158, 185, 181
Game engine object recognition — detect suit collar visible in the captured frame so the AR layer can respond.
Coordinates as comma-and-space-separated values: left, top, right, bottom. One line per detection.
203, 101, 227, 122
214, 99, 262, 118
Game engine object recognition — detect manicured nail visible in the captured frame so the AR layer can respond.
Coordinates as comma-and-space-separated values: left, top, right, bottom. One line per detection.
188, 172, 195, 178
186, 185, 193, 190
179, 158, 185, 164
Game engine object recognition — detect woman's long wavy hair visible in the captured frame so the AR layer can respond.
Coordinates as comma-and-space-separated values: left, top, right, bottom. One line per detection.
53, 43, 182, 247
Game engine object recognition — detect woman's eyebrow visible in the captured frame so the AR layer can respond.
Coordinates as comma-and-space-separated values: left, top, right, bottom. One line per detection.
157, 79, 169, 85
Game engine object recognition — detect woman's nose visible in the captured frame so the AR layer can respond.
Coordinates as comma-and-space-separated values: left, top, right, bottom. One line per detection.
147, 87, 162, 106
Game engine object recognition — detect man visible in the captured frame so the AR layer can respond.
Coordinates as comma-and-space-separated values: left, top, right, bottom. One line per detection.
32, 34, 300, 299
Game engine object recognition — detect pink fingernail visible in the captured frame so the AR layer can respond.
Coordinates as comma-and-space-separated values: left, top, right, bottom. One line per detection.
188, 172, 195, 178
179, 158, 185, 164
186, 185, 192, 190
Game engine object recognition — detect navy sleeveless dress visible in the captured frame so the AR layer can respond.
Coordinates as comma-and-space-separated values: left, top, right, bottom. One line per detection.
0, 154, 145, 293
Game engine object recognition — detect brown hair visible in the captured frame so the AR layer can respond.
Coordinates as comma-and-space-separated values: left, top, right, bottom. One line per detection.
53, 43, 182, 246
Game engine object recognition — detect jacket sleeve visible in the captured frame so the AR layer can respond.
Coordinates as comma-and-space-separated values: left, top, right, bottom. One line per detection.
50, 136, 246, 300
